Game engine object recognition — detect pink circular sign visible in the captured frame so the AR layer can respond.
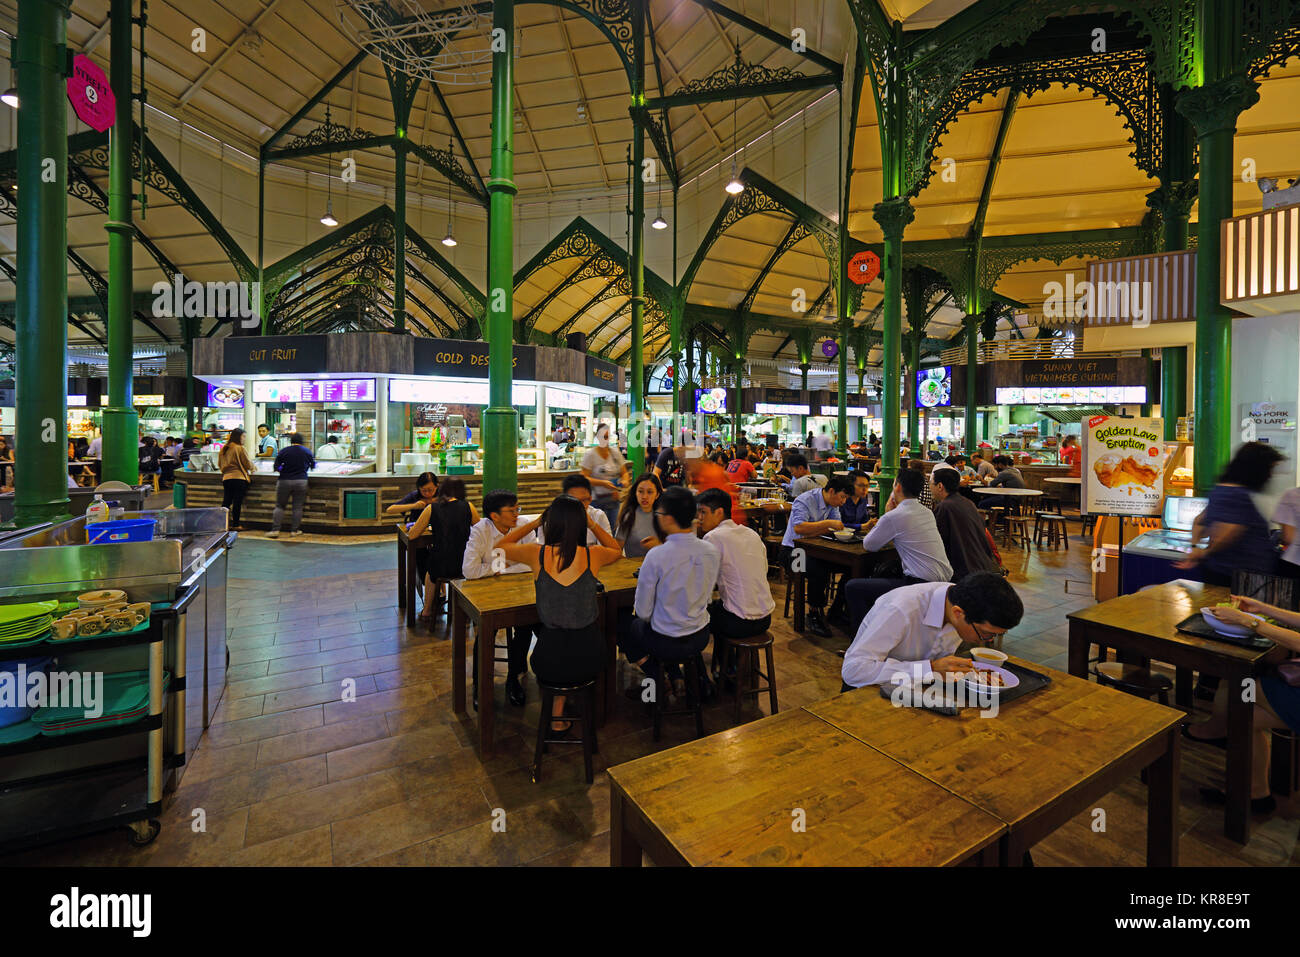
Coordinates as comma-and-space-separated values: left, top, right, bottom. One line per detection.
67, 55, 116, 132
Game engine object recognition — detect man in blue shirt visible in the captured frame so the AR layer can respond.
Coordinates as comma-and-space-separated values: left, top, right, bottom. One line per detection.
266, 432, 315, 538
619, 486, 721, 699
780, 475, 853, 637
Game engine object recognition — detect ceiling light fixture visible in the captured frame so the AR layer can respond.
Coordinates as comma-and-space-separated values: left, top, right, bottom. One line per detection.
1, 88, 16, 108
724, 43, 744, 196
320, 104, 338, 228
441, 135, 457, 247
651, 171, 667, 229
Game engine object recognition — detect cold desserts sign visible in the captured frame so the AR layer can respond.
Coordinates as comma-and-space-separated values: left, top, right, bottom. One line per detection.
1082, 416, 1164, 516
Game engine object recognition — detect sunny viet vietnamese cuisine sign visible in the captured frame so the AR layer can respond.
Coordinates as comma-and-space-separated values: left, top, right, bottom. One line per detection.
1081, 415, 1164, 516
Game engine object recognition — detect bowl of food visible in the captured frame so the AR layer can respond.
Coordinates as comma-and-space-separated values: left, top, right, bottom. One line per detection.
965, 662, 1019, 694
1200, 606, 1261, 637
832, 528, 856, 542
970, 648, 1008, 668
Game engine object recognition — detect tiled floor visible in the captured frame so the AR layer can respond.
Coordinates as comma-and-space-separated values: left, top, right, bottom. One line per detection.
5, 521, 1298, 866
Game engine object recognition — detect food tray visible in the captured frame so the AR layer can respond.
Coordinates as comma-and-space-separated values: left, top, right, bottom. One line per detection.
875, 660, 1051, 715
1175, 612, 1274, 650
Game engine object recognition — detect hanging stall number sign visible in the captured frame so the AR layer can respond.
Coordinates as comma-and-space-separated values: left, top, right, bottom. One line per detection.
848, 250, 880, 286
67, 55, 116, 132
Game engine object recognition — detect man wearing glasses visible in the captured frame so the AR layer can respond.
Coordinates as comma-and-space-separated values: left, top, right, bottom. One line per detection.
840, 572, 1023, 691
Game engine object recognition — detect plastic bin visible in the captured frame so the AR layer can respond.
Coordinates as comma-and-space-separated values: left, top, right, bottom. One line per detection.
86, 519, 156, 544
0, 656, 52, 728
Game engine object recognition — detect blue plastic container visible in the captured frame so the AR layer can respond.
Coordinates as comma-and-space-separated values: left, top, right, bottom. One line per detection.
86, 519, 155, 544
0, 656, 52, 728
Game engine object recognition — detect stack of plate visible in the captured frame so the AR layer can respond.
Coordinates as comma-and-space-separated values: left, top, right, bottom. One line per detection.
0, 600, 58, 645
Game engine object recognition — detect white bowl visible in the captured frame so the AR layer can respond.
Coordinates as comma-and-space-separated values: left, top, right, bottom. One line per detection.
970, 648, 1008, 667
1200, 606, 1259, 637
832, 530, 856, 542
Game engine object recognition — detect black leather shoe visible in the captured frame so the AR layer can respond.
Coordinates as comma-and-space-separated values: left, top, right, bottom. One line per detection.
1198, 786, 1276, 814
806, 611, 832, 638
506, 673, 526, 707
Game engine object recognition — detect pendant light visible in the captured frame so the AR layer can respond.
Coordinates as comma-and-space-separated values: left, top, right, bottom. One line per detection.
319, 104, 338, 227
1, 89, 16, 108
441, 136, 457, 247
651, 172, 667, 229
724, 81, 744, 195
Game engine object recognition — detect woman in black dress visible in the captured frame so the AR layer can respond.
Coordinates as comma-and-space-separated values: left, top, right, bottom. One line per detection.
408, 477, 477, 623
496, 494, 622, 731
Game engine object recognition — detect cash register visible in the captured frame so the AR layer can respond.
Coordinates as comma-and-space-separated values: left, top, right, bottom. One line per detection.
1121, 494, 1207, 592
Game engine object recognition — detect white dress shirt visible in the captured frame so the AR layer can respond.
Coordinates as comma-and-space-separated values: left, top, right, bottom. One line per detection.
841, 582, 960, 688
462, 515, 537, 580
586, 505, 611, 546
634, 532, 720, 637
86, 436, 102, 458
812, 433, 832, 452
704, 519, 775, 620
862, 497, 952, 582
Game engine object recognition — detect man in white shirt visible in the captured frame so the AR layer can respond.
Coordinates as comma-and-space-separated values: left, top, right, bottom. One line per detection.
841, 574, 1023, 690
462, 489, 536, 708
560, 473, 613, 545
315, 436, 345, 460
619, 487, 721, 696
696, 487, 775, 680
86, 432, 103, 458
847, 467, 952, 628
812, 429, 833, 458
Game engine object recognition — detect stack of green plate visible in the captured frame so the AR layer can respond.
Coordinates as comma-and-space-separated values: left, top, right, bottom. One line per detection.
0, 600, 59, 644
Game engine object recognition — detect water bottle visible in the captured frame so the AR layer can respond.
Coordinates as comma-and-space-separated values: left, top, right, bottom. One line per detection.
85, 494, 109, 526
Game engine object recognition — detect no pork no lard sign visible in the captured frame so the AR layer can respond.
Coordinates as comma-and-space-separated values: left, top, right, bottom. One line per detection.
67, 55, 115, 132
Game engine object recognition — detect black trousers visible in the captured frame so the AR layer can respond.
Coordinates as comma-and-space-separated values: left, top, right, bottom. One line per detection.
779, 545, 830, 609
619, 615, 711, 663
473, 625, 531, 683
222, 478, 250, 525
846, 576, 925, 631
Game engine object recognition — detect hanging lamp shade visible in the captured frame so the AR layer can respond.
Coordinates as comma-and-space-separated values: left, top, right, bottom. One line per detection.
724, 166, 744, 195
651, 212, 667, 229
441, 228, 457, 247
320, 200, 338, 228
1, 88, 17, 108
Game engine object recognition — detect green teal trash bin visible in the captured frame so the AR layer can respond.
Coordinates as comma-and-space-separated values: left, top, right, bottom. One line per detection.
173, 481, 186, 509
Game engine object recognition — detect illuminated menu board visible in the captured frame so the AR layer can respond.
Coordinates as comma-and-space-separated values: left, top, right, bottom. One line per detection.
996, 386, 1146, 405
252, 379, 375, 403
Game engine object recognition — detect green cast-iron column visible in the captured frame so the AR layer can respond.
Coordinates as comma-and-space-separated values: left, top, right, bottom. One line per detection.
964, 313, 979, 456
393, 136, 406, 333
626, 0, 646, 475
799, 362, 809, 438
102, 0, 138, 485
481, 0, 517, 493
874, 198, 913, 493
1178, 72, 1259, 494
14, 0, 71, 526
905, 332, 920, 453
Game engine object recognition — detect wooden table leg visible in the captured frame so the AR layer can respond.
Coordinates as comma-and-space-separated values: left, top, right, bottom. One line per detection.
451, 597, 467, 715
1225, 677, 1253, 844
1146, 727, 1180, 865
405, 544, 418, 628
1066, 622, 1090, 679
397, 536, 406, 611
478, 614, 497, 757
609, 788, 642, 866
1175, 666, 1193, 709
793, 571, 806, 633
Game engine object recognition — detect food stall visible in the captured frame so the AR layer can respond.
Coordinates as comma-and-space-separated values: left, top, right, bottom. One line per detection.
0, 507, 233, 850
184, 333, 621, 532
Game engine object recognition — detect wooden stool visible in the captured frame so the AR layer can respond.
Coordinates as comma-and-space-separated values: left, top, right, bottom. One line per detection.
1038, 496, 1062, 515
986, 506, 1008, 542
1005, 515, 1032, 550
138, 472, 160, 493
530, 678, 598, 784
1271, 729, 1299, 797
651, 653, 706, 742
1034, 512, 1068, 550
423, 577, 451, 621
1080, 513, 1097, 539
1093, 661, 1172, 705
722, 631, 779, 722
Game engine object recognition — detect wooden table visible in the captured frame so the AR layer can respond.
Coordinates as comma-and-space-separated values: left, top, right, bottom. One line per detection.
790, 535, 882, 632
395, 521, 431, 628
1067, 580, 1288, 844
450, 557, 643, 756
1042, 476, 1082, 511
737, 500, 789, 539
807, 655, 1184, 865
608, 709, 1006, 866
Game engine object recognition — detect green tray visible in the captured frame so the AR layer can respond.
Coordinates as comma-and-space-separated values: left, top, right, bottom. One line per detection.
0, 719, 41, 745
32, 670, 169, 728
0, 601, 59, 626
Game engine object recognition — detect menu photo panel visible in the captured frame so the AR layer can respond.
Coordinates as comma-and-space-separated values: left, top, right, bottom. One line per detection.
1081, 415, 1164, 516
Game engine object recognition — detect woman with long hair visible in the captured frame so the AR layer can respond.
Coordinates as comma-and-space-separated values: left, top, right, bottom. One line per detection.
218, 428, 254, 529
1176, 441, 1283, 584
615, 472, 662, 557
496, 494, 622, 731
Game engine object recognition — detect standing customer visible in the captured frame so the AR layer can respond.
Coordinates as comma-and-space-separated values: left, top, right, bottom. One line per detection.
495, 495, 623, 731
581, 422, 629, 526
218, 428, 254, 529
615, 473, 663, 557
619, 486, 721, 698
1176, 441, 1283, 584
266, 433, 315, 538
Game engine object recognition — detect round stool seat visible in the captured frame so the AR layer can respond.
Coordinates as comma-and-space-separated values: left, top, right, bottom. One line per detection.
728, 631, 774, 649
1095, 661, 1173, 694
535, 677, 596, 694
